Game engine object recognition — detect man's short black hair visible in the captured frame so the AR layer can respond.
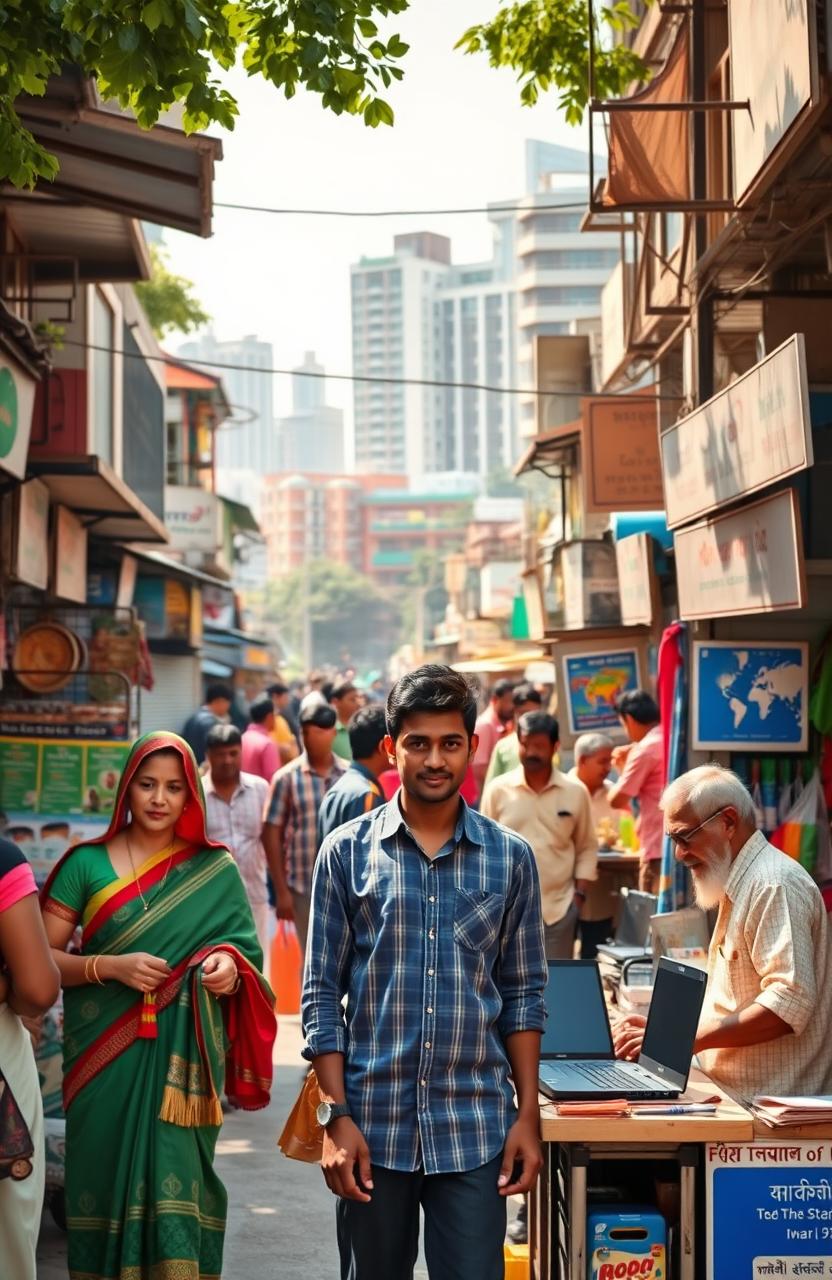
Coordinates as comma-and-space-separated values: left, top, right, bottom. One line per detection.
205, 682, 233, 704
321, 680, 335, 703
518, 711, 559, 744
491, 679, 514, 700
206, 722, 242, 750
512, 683, 542, 708
249, 693, 275, 724
348, 705, 388, 759
615, 689, 660, 726
267, 681, 289, 697
331, 679, 357, 702
386, 664, 478, 741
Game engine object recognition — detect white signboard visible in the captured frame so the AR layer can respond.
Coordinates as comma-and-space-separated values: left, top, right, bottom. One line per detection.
661, 335, 812, 530
0, 354, 38, 481
707, 1141, 832, 1280
615, 532, 656, 627
675, 488, 805, 621
164, 485, 220, 554
730, 0, 816, 203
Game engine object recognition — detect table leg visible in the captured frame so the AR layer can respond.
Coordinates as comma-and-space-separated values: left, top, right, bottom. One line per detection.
569, 1148, 589, 1280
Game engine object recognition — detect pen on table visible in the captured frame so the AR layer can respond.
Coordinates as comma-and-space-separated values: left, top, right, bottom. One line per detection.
632, 1103, 718, 1116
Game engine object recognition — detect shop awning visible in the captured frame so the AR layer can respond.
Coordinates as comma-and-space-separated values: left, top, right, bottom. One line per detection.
452, 649, 551, 675
219, 495, 260, 535
201, 658, 234, 679
121, 544, 232, 590
0, 191, 151, 282
28, 455, 169, 543
16, 70, 222, 237
513, 422, 581, 478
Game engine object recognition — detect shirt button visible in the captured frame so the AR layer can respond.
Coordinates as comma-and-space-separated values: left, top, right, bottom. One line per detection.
425, 1041, 431, 1049
421, 1079, 427, 1087
426, 1007, 433, 1014
429, 896, 436, 903
428, 969, 434, 977
428, 929, 435, 939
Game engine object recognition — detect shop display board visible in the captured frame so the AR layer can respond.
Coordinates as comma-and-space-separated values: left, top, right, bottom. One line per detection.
692, 641, 809, 752
561, 647, 641, 736
708, 1140, 832, 1278
0, 737, 128, 884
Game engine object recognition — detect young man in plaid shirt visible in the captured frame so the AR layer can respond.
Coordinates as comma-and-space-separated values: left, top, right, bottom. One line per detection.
302, 664, 547, 1280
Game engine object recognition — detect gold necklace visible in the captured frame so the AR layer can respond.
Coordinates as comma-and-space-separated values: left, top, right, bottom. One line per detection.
125, 830, 176, 913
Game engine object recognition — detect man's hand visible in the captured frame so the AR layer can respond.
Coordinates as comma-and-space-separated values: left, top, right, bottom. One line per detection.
321, 1117, 373, 1203
611, 744, 631, 772
497, 1115, 542, 1197
612, 1013, 647, 1061
275, 887, 294, 922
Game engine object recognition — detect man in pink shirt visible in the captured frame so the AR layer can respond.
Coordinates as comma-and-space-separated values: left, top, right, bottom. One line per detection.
240, 693, 281, 782
608, 690, 664, 895
472, 679, 515, 795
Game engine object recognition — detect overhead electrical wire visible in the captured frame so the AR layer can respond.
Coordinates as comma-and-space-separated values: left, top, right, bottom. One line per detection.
60, 338, 681, 401
213, 199, 590, 218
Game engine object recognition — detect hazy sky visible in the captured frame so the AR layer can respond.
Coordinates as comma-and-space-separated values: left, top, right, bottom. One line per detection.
165, 0, 587, 421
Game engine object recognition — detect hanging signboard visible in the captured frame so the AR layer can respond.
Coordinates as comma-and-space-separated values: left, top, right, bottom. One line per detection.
1, 478, 50, 589
561, 647, 641, 737
52, 505, 88, 604
582, 396, 664, 514
0, 353, 38, 481
729, 1, 818, 205
691, 639, 809, 752
615, 532, 658, 627
164, 485, 220, 554
661, 335, 812, 530
674, 488, 806, 621
707, 1140, 832, 1279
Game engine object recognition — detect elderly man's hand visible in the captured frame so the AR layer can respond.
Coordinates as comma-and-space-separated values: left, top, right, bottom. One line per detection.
612, 1013, 647, 1061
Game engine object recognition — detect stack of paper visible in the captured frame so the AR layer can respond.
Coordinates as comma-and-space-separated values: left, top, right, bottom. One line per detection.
750, 1095, 832, 1127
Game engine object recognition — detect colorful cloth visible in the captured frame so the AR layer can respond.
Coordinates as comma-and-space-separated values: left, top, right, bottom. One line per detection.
302, 799, 547, 1175
41, 731, 276, 1280
264, 752, 349, 895
615, 724, 665, 862
0, 839, 36, 912
240, 723, 281, 783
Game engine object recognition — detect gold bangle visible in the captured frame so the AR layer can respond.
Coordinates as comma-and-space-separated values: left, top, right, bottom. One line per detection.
84, 955, 94, 984
91, 955, 105, 986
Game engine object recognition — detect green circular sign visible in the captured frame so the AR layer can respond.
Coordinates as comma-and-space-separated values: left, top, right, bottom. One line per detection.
0, 368, 18, 459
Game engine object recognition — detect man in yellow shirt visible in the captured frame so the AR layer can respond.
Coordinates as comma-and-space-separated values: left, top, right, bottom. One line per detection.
267, 681, 299, 765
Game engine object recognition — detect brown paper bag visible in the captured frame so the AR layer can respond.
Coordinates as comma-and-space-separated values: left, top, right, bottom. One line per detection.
277, 1068, 324, 1162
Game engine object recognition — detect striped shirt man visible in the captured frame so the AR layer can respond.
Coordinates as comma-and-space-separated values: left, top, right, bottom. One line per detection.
302, 798, 547, 1175
264, 752, 349, 897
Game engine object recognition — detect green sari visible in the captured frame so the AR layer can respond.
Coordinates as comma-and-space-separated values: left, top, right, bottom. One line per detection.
42, 733, 276, 1280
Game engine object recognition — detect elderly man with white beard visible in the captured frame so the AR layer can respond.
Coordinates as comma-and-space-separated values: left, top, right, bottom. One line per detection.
614, 765, 832, 1100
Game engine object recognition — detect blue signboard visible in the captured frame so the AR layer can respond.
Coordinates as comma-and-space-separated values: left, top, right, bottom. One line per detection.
561, 649, 640, 736
708, 1141, 832, 1279
692, 641, 809, 753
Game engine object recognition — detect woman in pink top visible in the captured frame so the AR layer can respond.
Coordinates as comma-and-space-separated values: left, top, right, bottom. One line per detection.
0, 836, 60, 1278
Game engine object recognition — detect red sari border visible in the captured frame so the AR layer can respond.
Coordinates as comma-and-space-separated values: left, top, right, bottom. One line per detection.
82, 843, 199, 945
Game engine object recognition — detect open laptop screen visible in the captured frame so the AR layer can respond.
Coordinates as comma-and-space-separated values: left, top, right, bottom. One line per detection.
640, 958, 707, 1080
541, 961, 614, 1059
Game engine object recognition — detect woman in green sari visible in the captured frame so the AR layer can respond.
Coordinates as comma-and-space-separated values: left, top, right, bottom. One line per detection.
41, 731, 277, 1280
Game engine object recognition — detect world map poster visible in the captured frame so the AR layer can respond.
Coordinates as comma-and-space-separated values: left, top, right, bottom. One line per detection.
692, 641, 809, 752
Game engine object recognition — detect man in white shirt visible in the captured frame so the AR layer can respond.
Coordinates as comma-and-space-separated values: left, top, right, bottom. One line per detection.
614, 765, 832, 1099
568, 733, 619, 959
203, 723, 274, 974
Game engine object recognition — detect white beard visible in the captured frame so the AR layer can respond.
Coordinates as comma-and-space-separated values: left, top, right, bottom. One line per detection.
690, 843, 732, 911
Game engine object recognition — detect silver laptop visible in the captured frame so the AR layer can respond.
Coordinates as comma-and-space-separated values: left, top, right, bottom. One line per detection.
538, 957, 707, 1101
595, 889, 657, 965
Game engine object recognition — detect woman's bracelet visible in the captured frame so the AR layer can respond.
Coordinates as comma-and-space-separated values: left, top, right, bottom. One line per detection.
85, 954, 106, 986
92, 955, 105, 986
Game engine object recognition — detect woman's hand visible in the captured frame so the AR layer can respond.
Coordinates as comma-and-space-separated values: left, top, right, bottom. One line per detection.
612, 1013, 647, 1061
104, 952, 171, 993
201, 951, 238, 996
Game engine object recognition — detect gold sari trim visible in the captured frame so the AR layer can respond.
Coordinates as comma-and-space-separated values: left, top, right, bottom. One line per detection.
159, 1084, 223, 1128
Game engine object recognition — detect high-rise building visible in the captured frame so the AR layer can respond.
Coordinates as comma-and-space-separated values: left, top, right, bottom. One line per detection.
274, 351, 345, 474
178, 331, 276, 473
349, 141, 620, 482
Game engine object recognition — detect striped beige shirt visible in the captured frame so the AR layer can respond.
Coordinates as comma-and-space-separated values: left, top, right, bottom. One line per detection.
699, 830, 832, 1099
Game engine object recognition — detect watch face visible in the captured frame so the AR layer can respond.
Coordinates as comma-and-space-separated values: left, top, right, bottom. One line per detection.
316, 1101, 332, 1128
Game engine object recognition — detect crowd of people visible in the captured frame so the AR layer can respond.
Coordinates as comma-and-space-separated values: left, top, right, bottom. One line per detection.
0, 662, 830, 1280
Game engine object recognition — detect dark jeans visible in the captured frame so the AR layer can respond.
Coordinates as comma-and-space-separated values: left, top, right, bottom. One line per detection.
578, 916, 614, 960
336, 1153, 507, 1280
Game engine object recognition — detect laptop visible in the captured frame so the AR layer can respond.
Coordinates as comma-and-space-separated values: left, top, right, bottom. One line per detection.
595, 889, 657, 965
538, 957, 707, 1101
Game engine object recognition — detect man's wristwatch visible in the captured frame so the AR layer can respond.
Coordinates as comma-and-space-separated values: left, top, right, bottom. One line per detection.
317, 1100, 352, 1129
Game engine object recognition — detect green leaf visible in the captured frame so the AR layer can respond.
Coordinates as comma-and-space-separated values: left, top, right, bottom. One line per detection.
141, 0, 170, 32
118, 25, 141, 53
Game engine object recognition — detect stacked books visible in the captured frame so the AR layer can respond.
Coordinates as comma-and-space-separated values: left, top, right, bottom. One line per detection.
750, 1095, 832, 1127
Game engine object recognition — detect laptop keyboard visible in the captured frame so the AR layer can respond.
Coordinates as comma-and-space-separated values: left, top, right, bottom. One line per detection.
568, 1062, 646, 1091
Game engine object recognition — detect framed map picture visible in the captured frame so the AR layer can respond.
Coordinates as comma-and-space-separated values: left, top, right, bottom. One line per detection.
691, 641, 809, 752
561, 647, 641, 737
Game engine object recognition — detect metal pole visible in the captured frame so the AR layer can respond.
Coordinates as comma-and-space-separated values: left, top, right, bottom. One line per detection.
692, 0, 714, 403
587, 0, 595, 202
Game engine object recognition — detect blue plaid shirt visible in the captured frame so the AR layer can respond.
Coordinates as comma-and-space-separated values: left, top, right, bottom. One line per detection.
302, 797, 547, 1175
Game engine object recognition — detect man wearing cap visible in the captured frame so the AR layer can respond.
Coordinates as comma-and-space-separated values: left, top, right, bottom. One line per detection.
263, 701, 349, 951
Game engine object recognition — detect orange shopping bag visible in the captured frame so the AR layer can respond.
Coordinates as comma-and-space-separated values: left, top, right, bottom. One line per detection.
271, 920, 302, 1015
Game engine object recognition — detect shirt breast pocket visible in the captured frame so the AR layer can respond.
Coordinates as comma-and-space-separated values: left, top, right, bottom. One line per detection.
715, 944, 740, 1006
453, 889, 505, 954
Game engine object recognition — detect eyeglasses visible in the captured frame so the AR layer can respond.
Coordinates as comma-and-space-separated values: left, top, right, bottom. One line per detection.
670, 806, 731, 850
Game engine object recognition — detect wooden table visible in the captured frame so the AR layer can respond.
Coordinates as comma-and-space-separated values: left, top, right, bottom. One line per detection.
531, 1070, 754, 1280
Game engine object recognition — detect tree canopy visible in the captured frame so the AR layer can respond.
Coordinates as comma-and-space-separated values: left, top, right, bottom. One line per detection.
264, 559, 400, 667
135, 243, 210, 338
1, 0, 410, 188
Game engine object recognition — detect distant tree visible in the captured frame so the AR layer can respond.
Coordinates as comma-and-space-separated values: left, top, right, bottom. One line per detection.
2, 0, 410, 188
135, 244, 210, 338
264, 560, 400, 667
457, 0, 651, 124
